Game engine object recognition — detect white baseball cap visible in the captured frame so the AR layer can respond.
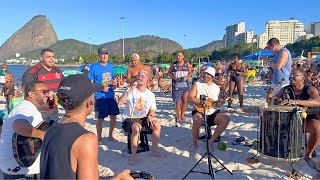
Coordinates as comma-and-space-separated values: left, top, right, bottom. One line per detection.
203, 66, 216, 77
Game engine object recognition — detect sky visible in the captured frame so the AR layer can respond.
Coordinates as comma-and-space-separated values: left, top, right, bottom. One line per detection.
0, 0, 319, 49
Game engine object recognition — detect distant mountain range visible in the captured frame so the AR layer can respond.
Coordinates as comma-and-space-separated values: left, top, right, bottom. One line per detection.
0, 15, 223, 60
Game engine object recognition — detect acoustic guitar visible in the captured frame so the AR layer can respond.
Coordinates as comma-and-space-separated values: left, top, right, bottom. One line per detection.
195, 98, 214, 113
12, 121, 50, 167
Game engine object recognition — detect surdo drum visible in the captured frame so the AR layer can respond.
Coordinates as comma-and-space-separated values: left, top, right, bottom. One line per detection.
259, 106, 305, 159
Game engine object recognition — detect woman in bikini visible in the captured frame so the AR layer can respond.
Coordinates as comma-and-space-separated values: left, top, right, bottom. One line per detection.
227, 54, 247, 110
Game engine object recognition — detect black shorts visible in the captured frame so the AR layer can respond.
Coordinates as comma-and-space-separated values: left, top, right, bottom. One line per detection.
122, 117, 152, 134
230, 75, 242, 83
192, 109, 221, 126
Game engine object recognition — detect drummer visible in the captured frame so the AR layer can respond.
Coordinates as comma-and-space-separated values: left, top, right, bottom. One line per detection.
269, 68, 320, 169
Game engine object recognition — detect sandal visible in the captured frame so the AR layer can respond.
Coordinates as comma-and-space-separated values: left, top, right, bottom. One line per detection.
232, 136, 245, 145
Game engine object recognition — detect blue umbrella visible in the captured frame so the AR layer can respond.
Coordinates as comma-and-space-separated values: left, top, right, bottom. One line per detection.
242, 50, 273, 60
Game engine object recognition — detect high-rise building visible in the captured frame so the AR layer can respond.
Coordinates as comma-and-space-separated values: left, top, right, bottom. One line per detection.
307, 22, 320, 36
258, 19, 306, 48
225, 22, 254, 47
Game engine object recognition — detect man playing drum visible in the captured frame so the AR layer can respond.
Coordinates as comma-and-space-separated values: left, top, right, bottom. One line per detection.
270, 68, 320, 170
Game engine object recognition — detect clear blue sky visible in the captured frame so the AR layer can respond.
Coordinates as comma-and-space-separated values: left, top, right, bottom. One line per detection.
0, 0, 319, 49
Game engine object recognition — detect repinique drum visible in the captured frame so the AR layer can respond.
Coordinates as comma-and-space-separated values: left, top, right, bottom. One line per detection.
259, 106, 304, 159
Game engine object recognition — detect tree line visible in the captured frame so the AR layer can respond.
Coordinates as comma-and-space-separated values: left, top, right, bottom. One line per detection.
60, 36, 320, 66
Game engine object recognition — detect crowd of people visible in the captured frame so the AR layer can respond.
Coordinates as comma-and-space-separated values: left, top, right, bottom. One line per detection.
0, 37, 320, 179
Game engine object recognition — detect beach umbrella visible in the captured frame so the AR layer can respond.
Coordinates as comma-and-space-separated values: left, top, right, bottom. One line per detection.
113, 66, 127, 75
242, 50, 273, 60
62, 70, 84, 77
159, 64, 170, 69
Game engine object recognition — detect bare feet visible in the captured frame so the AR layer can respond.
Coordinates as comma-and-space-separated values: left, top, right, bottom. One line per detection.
107, 136, 118, 142
190, 145, 198, 153
151, 151, 166, 158
98, 138, 103, 145
129, 157, 137, 166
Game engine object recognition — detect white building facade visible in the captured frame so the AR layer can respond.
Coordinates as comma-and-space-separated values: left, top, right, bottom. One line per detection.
258, 20, 306, 48
225, 22, 253, 47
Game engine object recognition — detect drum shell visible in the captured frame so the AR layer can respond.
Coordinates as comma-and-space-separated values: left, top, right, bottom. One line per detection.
259, 107, 303, 159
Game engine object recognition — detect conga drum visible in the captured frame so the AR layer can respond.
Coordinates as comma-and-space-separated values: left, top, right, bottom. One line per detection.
259, 106, 304, 159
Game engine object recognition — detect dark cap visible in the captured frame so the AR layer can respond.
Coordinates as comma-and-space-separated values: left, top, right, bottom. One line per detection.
57, 74, 103, 105
98, 47, 109, 55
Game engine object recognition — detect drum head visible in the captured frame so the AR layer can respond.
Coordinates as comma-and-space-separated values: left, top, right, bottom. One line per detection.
263, 106, 300, 112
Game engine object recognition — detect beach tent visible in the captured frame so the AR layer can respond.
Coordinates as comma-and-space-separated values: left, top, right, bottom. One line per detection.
295, 55, 308, 60
242, 50, 273, 60
113, 66, 127, 75
244, 61, 259, 66
62, 70, 84, 77
79, 64, 91, 70
159, 64, 170, 69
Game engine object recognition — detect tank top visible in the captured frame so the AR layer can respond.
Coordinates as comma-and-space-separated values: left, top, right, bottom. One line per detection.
283, 84, 310, 101
272, 48, 292, 85
40, 122, 90, 179
171, 61, 190, 91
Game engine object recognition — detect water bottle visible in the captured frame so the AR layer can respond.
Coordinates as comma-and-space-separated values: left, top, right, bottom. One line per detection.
0, 68, 7, 84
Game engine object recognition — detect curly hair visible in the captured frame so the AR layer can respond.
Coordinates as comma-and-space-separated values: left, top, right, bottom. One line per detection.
58, 93, 84, 110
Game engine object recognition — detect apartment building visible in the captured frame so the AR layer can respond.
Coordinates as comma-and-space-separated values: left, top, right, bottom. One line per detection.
225, 22, 253, 47
307, 22, 320, 36
258, 20, 306, 48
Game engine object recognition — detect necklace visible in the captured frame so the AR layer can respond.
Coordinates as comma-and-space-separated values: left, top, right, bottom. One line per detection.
59, 114, 82, 124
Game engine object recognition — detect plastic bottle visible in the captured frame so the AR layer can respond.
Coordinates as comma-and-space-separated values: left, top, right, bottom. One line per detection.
0, 68, 7, 84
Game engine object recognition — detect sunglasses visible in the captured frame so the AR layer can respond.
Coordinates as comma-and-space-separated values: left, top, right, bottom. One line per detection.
136, 74, 148, 79
289, 73, 303, 78
33, 89, 49, 94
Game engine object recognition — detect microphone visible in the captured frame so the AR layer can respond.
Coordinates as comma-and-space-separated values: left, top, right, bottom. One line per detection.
284, 88, 291, 106
285, 93, 291, 106
137, 80, 142, 86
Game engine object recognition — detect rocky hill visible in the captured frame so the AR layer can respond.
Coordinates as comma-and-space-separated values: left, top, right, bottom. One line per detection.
21, 36, 182, 59
101, 35, 182, 56
0, 15, 58, 59
22, 39, 97, 59
191, 40, 224, 52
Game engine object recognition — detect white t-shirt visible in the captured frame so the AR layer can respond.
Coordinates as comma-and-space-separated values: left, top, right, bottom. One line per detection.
122, 88, 157, 120
0, 100, 43, 175
195, 82, 220, 115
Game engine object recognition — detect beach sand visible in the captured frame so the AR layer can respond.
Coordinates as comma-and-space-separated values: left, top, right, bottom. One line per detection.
1, 80, 319, 179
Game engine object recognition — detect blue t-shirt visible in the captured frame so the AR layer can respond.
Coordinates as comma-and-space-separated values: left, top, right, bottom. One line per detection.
88, 62, 115, 99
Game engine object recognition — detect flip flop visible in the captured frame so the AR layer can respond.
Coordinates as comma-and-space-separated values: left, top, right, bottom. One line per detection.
232, 140, 241, 145
236, 136, 245, 142
232, 136, 245, 145
214, 136, 221, 142
243, 141, 253, 147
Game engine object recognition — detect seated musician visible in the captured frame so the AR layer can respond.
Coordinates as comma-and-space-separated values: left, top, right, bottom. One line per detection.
270, 68, 320, 169
0, 81, 47, 179
40, 75, 132, 179
118, 70, 165, 165
188, 66, 230, 150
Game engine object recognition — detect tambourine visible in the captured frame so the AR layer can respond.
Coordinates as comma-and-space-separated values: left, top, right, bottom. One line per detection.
130, 171, 155, 180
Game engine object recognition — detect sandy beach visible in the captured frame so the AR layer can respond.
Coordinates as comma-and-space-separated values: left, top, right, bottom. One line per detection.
86, 80, 319, 179
1, 80, 319, 179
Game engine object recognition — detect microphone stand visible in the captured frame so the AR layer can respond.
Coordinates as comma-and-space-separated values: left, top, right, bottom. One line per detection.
183, 97, 233, 179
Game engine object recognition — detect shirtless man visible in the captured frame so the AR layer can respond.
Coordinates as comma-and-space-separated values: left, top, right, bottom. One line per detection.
1, 64, 15, 105
215, 60, 224, 78
126, 53, 151, 86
